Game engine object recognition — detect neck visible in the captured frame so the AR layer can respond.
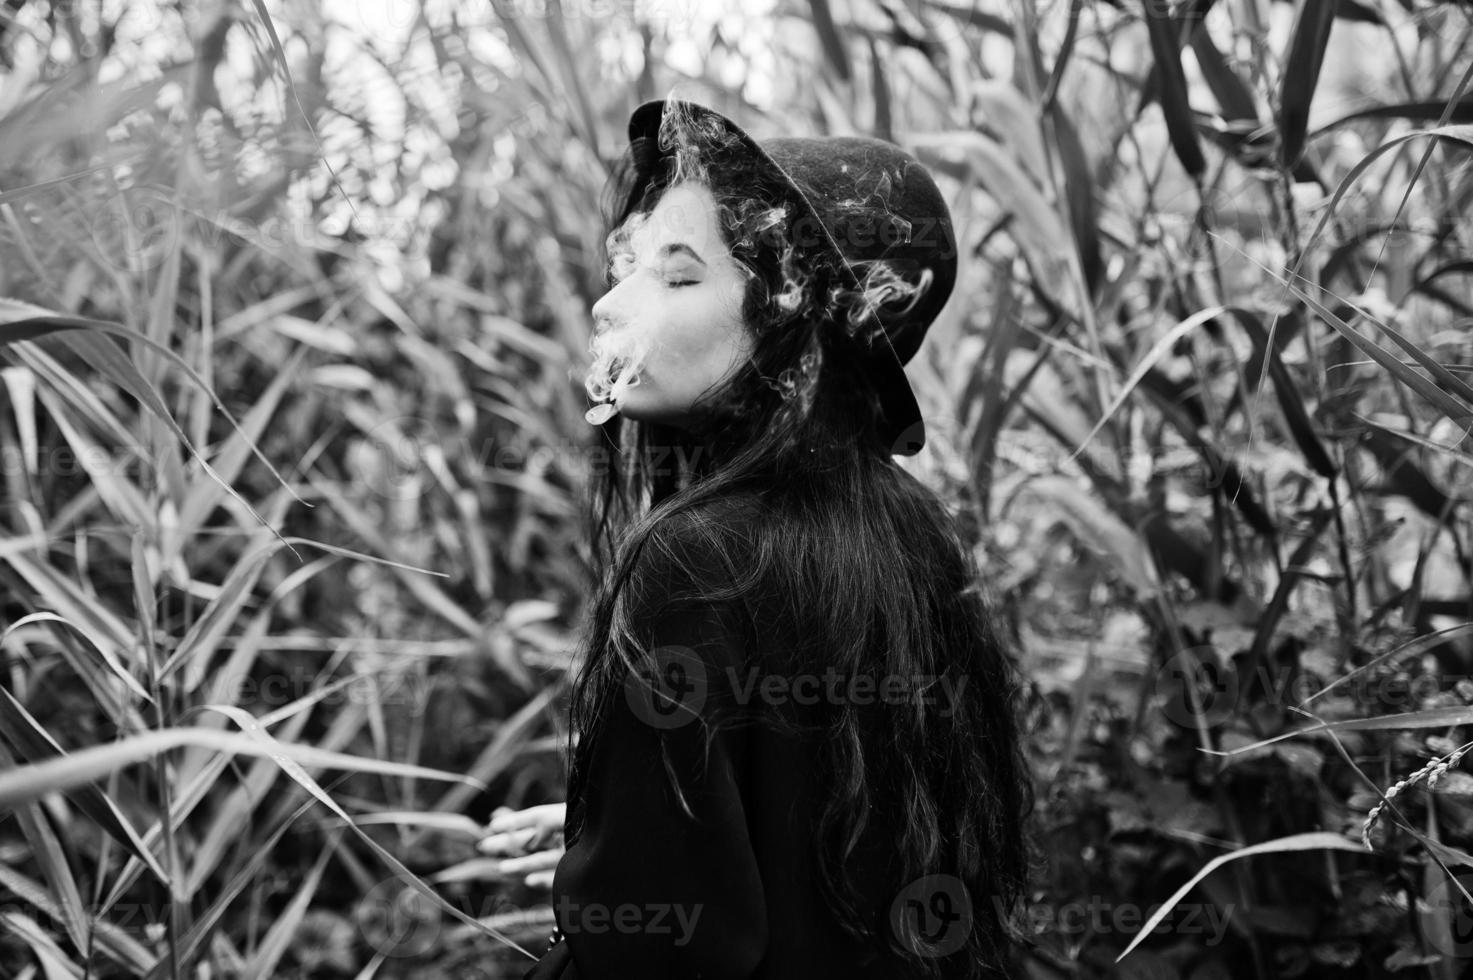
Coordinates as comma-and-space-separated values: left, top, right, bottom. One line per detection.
679, 428, 735, 486
679, 407, 750, 471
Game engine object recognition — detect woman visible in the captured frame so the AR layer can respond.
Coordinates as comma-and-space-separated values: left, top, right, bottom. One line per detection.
484, 96, 1035, 979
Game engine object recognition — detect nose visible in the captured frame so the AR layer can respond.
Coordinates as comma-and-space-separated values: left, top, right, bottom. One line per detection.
590, 283, 623, 335
591, 293, 610, 328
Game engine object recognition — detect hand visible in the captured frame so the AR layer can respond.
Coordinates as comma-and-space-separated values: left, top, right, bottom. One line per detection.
478, 802, 566, 890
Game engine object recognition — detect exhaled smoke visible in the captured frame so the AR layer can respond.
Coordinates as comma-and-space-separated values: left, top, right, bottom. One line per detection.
583, 327, 658, 425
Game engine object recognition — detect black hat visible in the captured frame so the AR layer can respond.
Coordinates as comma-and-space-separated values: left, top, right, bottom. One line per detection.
618, 99, 958, 456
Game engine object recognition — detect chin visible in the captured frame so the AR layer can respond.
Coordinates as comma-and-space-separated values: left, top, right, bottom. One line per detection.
618, 396, 695, 432
610, 393, 655, 425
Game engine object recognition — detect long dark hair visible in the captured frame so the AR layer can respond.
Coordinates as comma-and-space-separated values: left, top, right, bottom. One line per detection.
562, 98, 1036, 978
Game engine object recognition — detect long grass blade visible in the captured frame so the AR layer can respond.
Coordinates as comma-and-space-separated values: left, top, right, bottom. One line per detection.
1145, 0, 1206, 176
0, 909, 85, 979
809, 0, 853, 81
0, 727, 485, 811
1116, 833, 1363, 961
0, 685, 168, 884
1224, 307, 1337, 477
1263, 124, 1473, 375
1278, 276, 1473, 423
2, 612, 150, 705
0, 864, 154, 973
1, 302, 303, 544
9, 794, 89, 958
1278, 0, 1336, 166
200, 704, 536, 960
1064, 306, 1227, 465
240, 831, 339, 980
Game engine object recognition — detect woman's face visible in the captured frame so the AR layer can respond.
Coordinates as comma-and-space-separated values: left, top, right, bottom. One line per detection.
587, 181, 753, 430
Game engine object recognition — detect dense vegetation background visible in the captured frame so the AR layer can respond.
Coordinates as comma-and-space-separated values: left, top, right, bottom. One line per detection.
2, 0, 1473, 977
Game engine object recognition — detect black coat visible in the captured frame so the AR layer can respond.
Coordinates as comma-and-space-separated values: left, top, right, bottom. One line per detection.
520, 499, 993, 980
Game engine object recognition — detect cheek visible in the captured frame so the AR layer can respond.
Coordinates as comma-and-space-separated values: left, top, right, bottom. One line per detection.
693, 293, 751, 377
661, 287, 748, 364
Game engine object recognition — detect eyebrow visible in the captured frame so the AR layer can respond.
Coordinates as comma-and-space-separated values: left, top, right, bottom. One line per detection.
607, 239, 707, 274
657, 242, 706, 266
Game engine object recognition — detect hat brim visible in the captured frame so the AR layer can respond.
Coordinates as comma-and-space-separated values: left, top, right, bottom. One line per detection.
623, 99, 926, 456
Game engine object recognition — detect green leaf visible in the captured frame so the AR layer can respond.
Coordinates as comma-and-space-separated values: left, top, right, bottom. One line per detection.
808, 0, 852, 81
1145, 0, 1206, 177
1190, 27, 1259, 123
1206, 705, 1473, 762
1004, 475, 1161, 597
1360, 426, 1459, 523
0, 555, 144, 729
0, 162, 118, 209
1283, 280, 1473, 424
240, 831, 339, 980
33, 386, 153, 527
200, 704, 536, 960
1049, 103, 1103, 295
910, 130, 1075, 298
1065, 306, 1227, 466
175, 343, 308, 547
1352, 413, 1473, 472
339, 811, 485, 837
1279, 0, 1337, 167
0, 726, 485, 811
1239, 507, 1335, 702
1224, 307, 1337, 478
158, 535, 452, 685
1270, 123, 1473, 342
2, 612, 151, 705
1116, 832, 1364, 962
4, 756, 90, 960
0, 685, 169, 886
246, 0, 357, 221
309, 480, 537, 688
1313, 95, 1473, 135
1305, 623, 1473, 707
1353, 297, 1473, 408
0, 908, 85, 979
0, 865, 154, 973
0, 298, 303, 541
420, 686, 562, 841
869, 35, 892, 143
138, 789, 322, 980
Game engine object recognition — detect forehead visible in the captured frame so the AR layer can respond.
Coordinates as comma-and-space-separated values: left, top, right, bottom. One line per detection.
619, 182, 724, 255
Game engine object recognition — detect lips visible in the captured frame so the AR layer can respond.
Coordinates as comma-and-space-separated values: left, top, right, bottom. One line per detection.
585, 322, 657, 408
